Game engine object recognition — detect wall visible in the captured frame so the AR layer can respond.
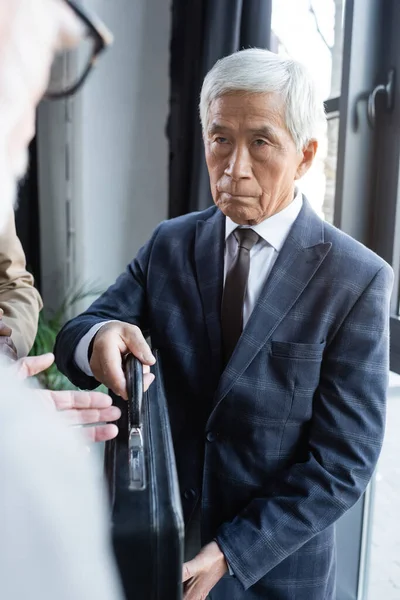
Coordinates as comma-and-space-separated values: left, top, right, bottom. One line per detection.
37, 0, 171, 313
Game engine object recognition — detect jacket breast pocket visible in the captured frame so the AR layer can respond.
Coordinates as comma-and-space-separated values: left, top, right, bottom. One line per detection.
270, 341, 326, 422
271, 341, 326, 361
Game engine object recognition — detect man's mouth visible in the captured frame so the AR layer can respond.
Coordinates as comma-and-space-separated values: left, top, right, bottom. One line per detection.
219, 192, 254, 199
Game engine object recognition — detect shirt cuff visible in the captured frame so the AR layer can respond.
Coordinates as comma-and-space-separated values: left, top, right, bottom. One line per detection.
74, 321, 119, 377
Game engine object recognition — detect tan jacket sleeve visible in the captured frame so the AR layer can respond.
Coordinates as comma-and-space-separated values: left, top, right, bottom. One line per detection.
0, 210, 43, 357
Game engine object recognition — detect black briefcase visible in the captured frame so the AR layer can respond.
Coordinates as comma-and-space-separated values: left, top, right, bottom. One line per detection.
104, 353, 184, 600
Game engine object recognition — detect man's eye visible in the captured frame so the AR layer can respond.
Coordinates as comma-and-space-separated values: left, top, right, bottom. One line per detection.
215, 137, 229, 144
253, 139, 268, 147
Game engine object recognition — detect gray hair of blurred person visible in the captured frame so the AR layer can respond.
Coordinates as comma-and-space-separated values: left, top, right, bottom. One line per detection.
0, 0, 82, 233
199, 48, 326, 152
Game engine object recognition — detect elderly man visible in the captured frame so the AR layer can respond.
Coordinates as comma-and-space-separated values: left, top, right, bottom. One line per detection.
56, 49, 393, 600
0, 1, 129, 598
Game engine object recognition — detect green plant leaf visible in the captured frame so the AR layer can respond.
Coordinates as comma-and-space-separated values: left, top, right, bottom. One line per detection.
29, 282, 106, 391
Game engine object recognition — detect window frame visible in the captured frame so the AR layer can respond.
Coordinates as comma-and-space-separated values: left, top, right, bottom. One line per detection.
366, 0, 400, 373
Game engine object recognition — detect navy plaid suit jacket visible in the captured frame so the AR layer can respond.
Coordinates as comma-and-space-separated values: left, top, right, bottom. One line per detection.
55, 199, 393, 600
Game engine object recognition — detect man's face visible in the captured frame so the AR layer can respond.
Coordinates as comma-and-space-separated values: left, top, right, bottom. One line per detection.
0, 0, 82, 232
204, 92, 317, 225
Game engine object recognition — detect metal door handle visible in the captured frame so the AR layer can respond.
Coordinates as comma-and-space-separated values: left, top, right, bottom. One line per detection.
367, 68, 395, 128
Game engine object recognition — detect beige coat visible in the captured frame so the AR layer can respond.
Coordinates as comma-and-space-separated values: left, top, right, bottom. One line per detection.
0, 210, 42, 356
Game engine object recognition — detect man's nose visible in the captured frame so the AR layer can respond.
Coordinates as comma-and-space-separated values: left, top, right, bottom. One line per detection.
224, 145, 252, 180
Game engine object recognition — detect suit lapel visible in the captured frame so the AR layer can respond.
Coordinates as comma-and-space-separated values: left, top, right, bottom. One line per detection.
194, 209, 225, 380
213, 199, 332, 411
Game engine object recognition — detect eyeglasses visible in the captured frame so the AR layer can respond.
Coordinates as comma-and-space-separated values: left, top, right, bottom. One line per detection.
45, 0, 113, 100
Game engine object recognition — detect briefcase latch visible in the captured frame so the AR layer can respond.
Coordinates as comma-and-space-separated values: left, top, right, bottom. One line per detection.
129, 427, 146, 490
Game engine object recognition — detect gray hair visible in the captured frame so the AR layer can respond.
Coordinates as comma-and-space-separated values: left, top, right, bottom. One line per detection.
0, 0, 82, 234
199, 48, 326, 151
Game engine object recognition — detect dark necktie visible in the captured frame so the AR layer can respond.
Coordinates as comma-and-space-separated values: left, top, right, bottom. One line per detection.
221, 228, 260, 364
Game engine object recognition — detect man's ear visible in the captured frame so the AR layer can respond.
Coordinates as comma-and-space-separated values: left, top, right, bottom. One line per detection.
295, 139, 318, 180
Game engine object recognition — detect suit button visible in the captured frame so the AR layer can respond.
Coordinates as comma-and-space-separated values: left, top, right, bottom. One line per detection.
183, 489, 196, 500
206, 431, 217, 442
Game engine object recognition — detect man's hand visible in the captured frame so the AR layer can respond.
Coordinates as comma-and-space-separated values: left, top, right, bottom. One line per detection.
0, 308, 18, 361
182, 541, 228, 599
44, 388, 121, 443
18, 353, 121, 442
16, 353, 56, 379
90, 322, 155, 399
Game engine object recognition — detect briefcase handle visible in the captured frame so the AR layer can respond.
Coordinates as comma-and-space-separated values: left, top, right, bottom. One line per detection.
124, 354, 147, 490
125, 353, 143, 429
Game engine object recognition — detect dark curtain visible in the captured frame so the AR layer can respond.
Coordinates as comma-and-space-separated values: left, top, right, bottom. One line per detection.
168, 0, 272, 218
15, 136, 41, 291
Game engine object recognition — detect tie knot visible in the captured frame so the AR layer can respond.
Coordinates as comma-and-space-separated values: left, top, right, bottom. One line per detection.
234, 228, 259, 251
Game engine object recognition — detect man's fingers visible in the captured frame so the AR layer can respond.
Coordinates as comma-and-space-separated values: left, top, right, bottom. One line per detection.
143, 372, 155, 392
49, 390, 113, 411
84, 423, 119, 443
90, 324, 156, 399
17, 353, 55, 379
63, 405, 121, 426
93, 423, 119, 442
39, 390, 122, 427
122, 325, 156, 366
0, 322, 12, 337
91, 340, 127, 399
36, 387, 121, 443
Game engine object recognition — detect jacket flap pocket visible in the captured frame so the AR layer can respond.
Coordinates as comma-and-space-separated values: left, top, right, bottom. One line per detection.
271, 341, 326, 360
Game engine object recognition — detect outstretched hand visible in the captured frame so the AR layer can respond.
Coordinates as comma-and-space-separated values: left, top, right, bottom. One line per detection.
17, 353, 121, 442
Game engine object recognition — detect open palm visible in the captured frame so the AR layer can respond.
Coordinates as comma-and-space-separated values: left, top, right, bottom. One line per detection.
18, 353, 121, 442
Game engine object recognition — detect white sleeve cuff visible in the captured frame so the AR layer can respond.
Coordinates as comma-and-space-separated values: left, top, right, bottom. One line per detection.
74, 321, 120, 377
227, 561, 235, 576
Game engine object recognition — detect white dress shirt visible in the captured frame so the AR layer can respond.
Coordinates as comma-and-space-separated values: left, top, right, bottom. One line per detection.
224, 190, 303, 327
75, 191, 303, 377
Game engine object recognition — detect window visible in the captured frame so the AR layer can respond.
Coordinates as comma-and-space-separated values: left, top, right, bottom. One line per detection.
271, 0, 346, 222
271, 1, 400, 599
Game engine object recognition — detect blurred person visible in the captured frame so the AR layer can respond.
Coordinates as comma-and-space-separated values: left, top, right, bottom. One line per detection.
0, 0, 127, 440
0, 206, 121, 441
56, 49, 393, 599
0, 1, 129, 598
0, 209, 42, 360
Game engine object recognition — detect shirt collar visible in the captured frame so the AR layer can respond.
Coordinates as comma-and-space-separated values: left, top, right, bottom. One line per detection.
225, 189, 303, 251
